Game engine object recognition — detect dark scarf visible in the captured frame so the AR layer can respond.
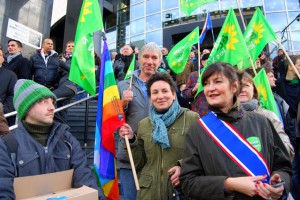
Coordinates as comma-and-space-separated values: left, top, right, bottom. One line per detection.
208, 97, 244, 123
23, 121, 52, 146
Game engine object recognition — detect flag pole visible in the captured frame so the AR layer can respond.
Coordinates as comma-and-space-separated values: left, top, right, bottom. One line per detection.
276, 39, 300, 79
129, 75, 133, 89
124, 135, 140, 190
198, 42, 201, 77
235, 0, 257, 75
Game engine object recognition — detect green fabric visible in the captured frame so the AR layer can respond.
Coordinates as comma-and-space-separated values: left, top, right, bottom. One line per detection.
239, 8, 277, 70
131, 108, 199, 199
180, 0, 217, 16
166, 27, 199, 74
13, 79, 56, 120
23, 120, 51, 146
196, 8, 249, 96
69, 0, 104, 96
124, 54, 135, 79
253, 68, 280, 119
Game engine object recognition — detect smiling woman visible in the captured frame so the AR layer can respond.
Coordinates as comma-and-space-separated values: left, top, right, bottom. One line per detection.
118, 72, 199, 199
180, 62, 292, 200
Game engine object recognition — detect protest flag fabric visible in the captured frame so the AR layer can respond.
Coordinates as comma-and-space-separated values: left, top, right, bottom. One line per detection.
253, 68, 280, 119
199, 12, 214, 44
166, 27, 199, 74
180, 0, 217, 16
94, 40, 125, 200
196, 8, 250, 96
69, 0, 103, 96
239, 8, 277, 70
124, 54, 136, 79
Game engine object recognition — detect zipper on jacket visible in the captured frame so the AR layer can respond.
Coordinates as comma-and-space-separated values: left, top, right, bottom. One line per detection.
160, 147, 164, 199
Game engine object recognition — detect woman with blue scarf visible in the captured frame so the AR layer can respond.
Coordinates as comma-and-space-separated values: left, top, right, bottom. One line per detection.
119, 72, 199, 200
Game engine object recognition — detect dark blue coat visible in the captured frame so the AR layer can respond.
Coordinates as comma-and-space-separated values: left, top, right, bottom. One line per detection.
30, 50, 67, 88
0, 122, 106, 200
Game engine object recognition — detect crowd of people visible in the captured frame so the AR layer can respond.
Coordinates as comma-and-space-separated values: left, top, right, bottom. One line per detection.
0, 38, 299, 200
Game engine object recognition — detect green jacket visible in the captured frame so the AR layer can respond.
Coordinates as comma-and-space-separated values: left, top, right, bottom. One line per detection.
130, 108, 199, 200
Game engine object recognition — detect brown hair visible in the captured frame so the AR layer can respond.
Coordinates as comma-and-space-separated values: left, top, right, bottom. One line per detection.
146, 72, 177, 97
237, 71, 258, 99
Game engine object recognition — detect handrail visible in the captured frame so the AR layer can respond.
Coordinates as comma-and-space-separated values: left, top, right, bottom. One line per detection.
8, 93, 98, 131
4, 89, 88, 118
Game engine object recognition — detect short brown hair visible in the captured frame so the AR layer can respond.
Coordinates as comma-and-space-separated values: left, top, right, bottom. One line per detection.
146, 72, 177, 97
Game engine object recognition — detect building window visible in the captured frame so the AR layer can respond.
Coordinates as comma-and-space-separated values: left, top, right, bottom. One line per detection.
130, 34, 145, 50
266, 12, 287, 32
146, 30, 162, 46
146, 13, 162, 31
146, 0, 161, 15
130, 2, 145, 20
286, 0, 300, 10
162, 0, 178, 10
131, 18, 145, 36
264, 0, 286, 12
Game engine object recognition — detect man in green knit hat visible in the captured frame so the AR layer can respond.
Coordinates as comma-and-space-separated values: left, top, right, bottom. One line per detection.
0, 79, 106, 200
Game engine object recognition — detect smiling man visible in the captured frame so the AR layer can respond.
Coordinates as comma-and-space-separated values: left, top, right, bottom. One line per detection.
116, 42, 162, 200
0, 79, 106, 200
4, 39, 31, 79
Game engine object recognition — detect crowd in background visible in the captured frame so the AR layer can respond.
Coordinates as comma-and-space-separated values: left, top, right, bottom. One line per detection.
0, 38, 299, 200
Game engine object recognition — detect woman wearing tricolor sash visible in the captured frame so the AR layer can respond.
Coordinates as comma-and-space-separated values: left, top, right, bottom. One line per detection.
180, 63, 292, 200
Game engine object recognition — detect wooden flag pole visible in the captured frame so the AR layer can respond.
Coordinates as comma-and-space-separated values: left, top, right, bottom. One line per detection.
198, 41, 201, 77
235, 0, 257, 75
129, 74, 133, 89
276, 39, 300, 79
124, 135, 140, 190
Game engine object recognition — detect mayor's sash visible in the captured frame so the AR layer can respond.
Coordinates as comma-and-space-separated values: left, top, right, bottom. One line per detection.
199, 112, 270, 182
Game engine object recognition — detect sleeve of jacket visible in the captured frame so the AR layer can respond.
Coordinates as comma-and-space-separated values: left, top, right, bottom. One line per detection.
3, 73, 17, 114
179, 122, 227, 199
19, 57, 32, 80
0, 139, 16, 200
182, 73, 196, 100
52, 69, 77, 98
66, 132, 106, 200
267, 119, 293, 197
130, 122, 147, 170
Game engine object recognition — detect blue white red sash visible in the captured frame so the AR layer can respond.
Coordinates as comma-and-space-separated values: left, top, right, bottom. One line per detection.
199, 112, 270, 182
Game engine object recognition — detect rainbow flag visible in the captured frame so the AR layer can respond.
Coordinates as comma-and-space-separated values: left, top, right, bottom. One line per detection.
94, 40, 125, 200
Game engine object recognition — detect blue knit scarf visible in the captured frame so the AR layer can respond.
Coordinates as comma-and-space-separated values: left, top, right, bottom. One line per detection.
149, 99, 181, 149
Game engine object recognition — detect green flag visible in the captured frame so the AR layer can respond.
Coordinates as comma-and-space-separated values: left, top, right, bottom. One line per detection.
238, 8, 277, 70
253, 68, 280, 119
69, 0, 104, 96
196, 8, 249, 96
124, 54, 135, 79
166, 27, 199, 74
180, 0, 217, 16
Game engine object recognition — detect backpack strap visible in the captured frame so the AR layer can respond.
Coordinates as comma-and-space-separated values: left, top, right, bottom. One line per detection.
2, 133, 19, 177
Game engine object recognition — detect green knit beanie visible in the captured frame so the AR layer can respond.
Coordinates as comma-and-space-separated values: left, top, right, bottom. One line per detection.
13, 79, 57, 120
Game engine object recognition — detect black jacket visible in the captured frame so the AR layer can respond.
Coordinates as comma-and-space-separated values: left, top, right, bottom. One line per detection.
4, 54, 31, 79
30, 50, 67, 88
180, 103, 292, 200
0, 67, 17, 114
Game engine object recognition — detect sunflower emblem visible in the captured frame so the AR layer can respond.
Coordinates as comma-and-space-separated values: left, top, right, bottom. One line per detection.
81, 0, 92, 22
223, 24, 238, 50
171, 61, 182, 67
188, 31, 197, 41
252, 22, 265, 44
257, 84, 267, 102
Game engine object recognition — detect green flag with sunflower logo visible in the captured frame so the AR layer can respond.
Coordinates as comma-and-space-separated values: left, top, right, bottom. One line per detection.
180, 0, 217, 16
238, 8, 277, 70
195, 8, 249, 96
69, 0, 103, 96
253, 68, 280, 119
166, 27, 199, 74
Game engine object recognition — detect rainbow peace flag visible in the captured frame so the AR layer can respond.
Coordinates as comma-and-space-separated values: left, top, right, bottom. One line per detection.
94, 40, 125, 200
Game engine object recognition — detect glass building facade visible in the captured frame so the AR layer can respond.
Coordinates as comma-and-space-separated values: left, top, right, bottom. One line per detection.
106, 0, 300, 57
